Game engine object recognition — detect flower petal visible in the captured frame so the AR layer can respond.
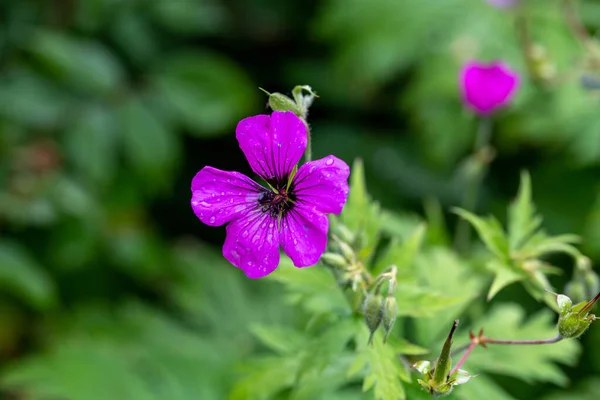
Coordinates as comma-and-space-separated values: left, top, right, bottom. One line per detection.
291, 155, 350, 214
191, 166, 262, 226
236, 111, 307, 181
460, 61, 519, 115
223, 210, 280, 278
280, 204, 328, 267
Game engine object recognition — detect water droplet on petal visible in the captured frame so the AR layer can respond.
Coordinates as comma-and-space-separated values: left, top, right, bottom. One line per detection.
326, 158, 334, 166
209, 216, 216, 223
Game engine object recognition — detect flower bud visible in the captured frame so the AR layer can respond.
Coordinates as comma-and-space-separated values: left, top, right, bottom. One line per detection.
259, 88, 303, 116
382, 295, 398, 343
432, 320, 457, 386
320, 252, 349, 270
352, 230, 366, 252
337, 240, 356, 263
333, 223, 355, 244
413, 321, 472, 396
363, 293, 384, 344
557, 292, 599, 339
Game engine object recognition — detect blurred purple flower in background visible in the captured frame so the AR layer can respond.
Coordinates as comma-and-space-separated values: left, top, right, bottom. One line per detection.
460, 60, 520, 115
191, 111, 350, 278
485, 0, 519, 8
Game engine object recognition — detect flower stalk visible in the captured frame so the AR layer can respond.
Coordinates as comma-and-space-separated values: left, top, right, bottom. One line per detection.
454, 117, 494, 253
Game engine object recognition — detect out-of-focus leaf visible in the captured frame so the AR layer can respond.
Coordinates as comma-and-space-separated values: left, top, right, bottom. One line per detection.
455, 374, 516, 400
48, 218, 100, 271
583, 187, 600, 258
249, 324, 307, 355
542, 378, 600, 400
340, 158, 382, 259
395, 284, 465, 318
110, 9, 158, 66
150, 0, 228, 35
486, 260, 525, 301
25, 30, 124, 95
267, 256, 347, 316
453, 208, 509, 261
464, 304, 580, 386
64, 105, 118, 189
1, 303, 232, 400
228, 356, 301, 400
118, 96, 179, 187
413, 247, 485, 345
0, 70, 70, 128
373, 223, 426, 276
0, 241, 56, 310
349, 326, 407, 400
152, 51, 256, 136
105, 226, 169, 281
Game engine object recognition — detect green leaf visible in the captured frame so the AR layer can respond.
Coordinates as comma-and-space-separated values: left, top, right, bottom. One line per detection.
118, 96, 179, 187
487, 260, 526, 301
228, 356, 301, 400
542, 378, 600, 400
464, 304, 580, 385
249, 324, 307, 355
0, 70, 71, 128
152, 51, 256, 136
26, 29, 124, 95
452, 208, 509, 261
340, 158, 382, 259
395, 284, 465, 318
150, 0, 228, 35
64, 105, 118, 188
0, 241, 57, 310
508, 171, 540, 251
412, 248, 486, 345
349, 326, 407, 400
374, 223, 426, 275
267, 256, 347, 316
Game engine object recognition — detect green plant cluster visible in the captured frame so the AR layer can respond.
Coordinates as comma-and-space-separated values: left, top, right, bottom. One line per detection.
1, 0, 600, 399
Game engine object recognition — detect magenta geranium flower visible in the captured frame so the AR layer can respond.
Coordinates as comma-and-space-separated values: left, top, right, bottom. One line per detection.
460, 60, 520, 116
191, 111, 350, 278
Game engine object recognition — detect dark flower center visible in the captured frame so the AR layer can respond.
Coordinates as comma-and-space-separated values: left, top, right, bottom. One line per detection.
258, 179, 296, 218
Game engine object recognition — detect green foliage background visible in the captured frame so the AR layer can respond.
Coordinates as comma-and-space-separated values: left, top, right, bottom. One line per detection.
1, 0, 600, 399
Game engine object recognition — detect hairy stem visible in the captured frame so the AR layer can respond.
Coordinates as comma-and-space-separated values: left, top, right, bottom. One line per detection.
303, 118, 312, 163
449, 342, 477, 376
483, 335, 563, 345
450, 332, 563, 374
454, 117, 493, 253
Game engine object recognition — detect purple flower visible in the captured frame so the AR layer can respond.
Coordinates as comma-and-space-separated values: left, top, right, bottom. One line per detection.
191, 111, 350, 278
485, 0, 519, 8
460, 60, 520, 116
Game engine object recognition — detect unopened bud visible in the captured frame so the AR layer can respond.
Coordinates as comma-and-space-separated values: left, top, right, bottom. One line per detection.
382, 296, 398, 343
320, 252, 349, 270
336, 240, 355, 263
333, 224, 355, 244
413, 320, 472, 396
557, 292, 599, 339
433, 320, 458, 386
352, 230, 366, 252
363, 293, 384, 344
259, 88, 303, 116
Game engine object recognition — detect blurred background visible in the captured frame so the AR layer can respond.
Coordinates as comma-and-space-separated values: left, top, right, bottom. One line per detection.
1, 0, 600, 399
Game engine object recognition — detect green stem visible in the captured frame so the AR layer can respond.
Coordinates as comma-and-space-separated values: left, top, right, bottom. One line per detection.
483, 335, 563, 345
454, 117, 493, 253
304, 118, 312, 163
